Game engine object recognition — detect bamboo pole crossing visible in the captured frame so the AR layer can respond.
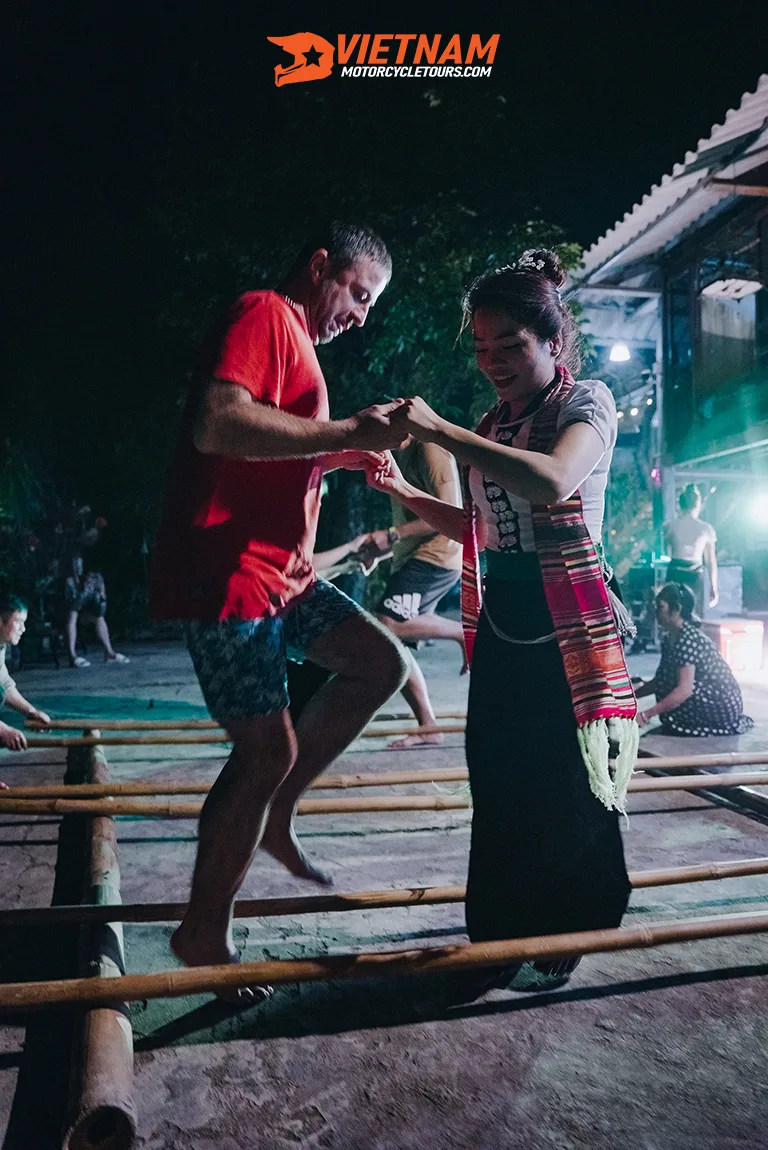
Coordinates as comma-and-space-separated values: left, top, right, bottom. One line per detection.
0, 771, 765, 819
1, 856, 766, 931
0, 909, 766, 1013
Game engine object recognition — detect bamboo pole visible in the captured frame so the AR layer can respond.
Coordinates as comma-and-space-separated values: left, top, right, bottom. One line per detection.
63, 738, 136, 1150
1, 909, 766, 1012
28, 711, 469, 731
359, 725, 465, 738
20, 726, 462, 745
638, 751, 768, 771
2, 767, 471, 800
20, 727, 768, 778
1, 856, 767, 931
1, 772, 765, 819
5, 759, 768, 802
20, 734, 231, 747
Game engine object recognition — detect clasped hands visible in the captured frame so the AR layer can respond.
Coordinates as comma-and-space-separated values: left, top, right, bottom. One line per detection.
348, 396, 445, 451
326, 396, 444, 490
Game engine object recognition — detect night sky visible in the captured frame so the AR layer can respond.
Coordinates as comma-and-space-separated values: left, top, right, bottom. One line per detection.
5, 4, 768, 502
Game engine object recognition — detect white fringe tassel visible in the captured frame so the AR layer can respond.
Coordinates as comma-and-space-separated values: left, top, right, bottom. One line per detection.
577, 716, 639, 814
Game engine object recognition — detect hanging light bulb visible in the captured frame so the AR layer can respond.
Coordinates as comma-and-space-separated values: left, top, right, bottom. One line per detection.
609, 342, 631, 363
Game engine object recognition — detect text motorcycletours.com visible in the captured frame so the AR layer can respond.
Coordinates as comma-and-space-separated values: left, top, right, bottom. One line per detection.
341, 65, 492, 79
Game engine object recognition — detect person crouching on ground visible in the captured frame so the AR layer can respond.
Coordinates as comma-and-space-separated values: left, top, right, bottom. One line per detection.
0, 592, 51, 783
635, 582, 753, 735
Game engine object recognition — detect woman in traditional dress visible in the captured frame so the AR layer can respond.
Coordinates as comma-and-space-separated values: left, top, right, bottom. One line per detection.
636, 582, 753, 735
369, 250, 637, 995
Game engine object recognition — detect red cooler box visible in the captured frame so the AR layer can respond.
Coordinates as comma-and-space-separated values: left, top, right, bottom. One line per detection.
701, 619, 764, 673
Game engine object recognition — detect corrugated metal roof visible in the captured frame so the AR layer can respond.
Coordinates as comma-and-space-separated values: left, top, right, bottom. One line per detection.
579, 75, 768, 285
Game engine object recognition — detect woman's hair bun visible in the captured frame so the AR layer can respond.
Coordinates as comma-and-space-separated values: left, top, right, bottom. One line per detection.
516, 248, 567, 289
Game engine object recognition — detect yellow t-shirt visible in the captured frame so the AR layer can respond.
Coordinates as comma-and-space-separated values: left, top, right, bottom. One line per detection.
390, 441, 462, 574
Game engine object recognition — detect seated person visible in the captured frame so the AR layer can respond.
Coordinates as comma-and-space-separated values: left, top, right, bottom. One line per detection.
0, 592, 52, 781
636, 583, 753, 736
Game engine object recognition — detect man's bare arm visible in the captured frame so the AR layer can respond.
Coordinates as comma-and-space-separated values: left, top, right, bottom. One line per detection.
193, 381, 407, 459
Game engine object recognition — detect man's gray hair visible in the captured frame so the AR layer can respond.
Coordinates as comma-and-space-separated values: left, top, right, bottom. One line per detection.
292, 221, 392, 277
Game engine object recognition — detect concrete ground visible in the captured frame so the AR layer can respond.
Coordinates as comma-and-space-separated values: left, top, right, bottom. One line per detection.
0, 636, 767, 1149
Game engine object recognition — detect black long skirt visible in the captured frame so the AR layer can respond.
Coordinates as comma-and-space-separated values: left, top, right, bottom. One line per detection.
465, 576, 631, 943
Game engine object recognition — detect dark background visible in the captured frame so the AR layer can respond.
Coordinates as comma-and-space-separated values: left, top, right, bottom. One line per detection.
4, 3, 768, 629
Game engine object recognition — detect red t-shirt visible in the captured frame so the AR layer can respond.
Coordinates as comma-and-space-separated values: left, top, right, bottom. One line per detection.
150, 291, 329, 620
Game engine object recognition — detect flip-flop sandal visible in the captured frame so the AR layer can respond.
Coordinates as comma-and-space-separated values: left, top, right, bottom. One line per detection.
506, 957, 581, 993
215, 982, 274, 1007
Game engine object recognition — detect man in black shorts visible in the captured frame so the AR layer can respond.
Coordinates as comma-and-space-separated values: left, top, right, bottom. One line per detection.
371, 439, 464, 748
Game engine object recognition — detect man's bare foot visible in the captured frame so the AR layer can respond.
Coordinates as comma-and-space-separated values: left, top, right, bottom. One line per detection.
170, 924, 272, 1006
260, 816, 333, 885
387, 733, 444, 750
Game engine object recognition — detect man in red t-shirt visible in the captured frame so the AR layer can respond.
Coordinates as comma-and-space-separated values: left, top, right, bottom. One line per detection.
152, 222, 409, 1002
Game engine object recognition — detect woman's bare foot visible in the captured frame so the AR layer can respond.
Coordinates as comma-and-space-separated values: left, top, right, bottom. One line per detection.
260, 815, 333, 885
170, 923, 272, 1006
387, 732, 444, 750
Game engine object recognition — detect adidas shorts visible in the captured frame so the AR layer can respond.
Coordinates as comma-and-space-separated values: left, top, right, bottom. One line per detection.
377, 557, 459, 623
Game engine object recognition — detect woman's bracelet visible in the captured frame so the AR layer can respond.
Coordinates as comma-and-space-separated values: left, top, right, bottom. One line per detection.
386, 527, 400, 546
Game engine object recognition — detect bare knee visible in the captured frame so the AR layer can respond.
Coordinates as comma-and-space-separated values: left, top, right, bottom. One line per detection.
367, 627, 409, 696
309, 615, 408, 696
225, 711, 298, 786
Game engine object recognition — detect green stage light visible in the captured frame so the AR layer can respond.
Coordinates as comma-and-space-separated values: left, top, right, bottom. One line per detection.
749, 494, 768, 527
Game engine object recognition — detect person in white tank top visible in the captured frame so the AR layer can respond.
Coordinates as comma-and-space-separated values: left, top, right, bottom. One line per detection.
664, 484, 718, 613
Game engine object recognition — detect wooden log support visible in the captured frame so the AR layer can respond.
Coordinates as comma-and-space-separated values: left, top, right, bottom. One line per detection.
62, 736, 136, 1150
1, 856, 767, 931
0, 772, 766, 819
0, 909, 766, 1012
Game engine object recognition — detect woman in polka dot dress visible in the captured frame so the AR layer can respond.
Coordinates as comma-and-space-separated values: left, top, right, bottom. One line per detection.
636, 583, 753, 736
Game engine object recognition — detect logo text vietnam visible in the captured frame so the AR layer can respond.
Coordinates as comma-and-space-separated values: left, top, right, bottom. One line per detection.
268, 33, 499, 87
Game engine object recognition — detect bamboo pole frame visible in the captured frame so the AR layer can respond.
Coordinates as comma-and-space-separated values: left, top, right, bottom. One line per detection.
0, 771, 765, 819
1, 856, 766, 931
0, 909, 766, 1012
63, 739, 136, 1150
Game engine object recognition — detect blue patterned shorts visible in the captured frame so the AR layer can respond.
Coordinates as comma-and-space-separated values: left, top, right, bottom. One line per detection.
184, 579, 365, 721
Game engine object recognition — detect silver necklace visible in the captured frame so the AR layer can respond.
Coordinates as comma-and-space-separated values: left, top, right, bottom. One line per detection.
277, 290, 300, 312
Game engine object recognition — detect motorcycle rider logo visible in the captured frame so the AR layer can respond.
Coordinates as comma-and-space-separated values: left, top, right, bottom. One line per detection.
267, 33, 335, 87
